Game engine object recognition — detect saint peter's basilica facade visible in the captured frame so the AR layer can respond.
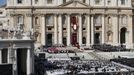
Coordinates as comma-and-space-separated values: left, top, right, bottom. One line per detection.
1, 0, 134, 48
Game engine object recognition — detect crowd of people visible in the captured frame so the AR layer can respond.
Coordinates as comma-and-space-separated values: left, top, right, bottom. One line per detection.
92, 44, 130, 52
35, 57, 129, 75
111, 58, 134, 68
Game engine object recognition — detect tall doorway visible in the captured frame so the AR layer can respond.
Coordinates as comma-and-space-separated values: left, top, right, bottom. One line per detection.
63, 37, 67, 46
71, 33, 77, 46
120, 28, 127, 44
17, 49, 27, 75
2, 49, 8, 63
46, 34, 52, 47
94, 33, 100, 44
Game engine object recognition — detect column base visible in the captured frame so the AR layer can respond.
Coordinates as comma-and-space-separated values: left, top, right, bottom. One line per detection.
86, 44, 91, 47
126, 43, 134, 49
113, 43, 120, 46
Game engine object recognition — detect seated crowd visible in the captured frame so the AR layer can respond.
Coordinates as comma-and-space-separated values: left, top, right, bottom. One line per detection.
35, 59, 128, 75
92, 44, 130, 52
111, 58, 134, 68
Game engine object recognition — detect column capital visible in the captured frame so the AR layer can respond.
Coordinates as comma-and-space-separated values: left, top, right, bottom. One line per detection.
83, 13, 90, 15
128, 14, 133, 17
40, 14, 46, 17
112, 14, 118, 17
9, 14, 15, 17
54, 13, 63, 15
53, 14, 59, 16
78, 14, 82, 16
77, 13, 83, 15
66, 13, 71, 15
101, 14, 105, 16
66, 13, 71, 16
26, 13, 32, 17
90, 13, 95, 16
57, 14, 63, 16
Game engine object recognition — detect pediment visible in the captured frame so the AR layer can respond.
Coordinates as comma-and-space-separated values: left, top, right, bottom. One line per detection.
59, 1, 89, 8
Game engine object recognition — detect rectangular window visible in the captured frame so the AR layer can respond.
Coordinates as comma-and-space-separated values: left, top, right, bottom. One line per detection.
0, 23, 3, 26
107, 0, 111, 5
17, 16, 23, 24
35, 17, 39, 25
63, 0, 66, 3
62, 16, 66, 25
17, 0, 22, 4
35, 0, 38, 4
94, 15, 102, 26
83, 0, 86, 3
0, 12, 3, 14
46, 15, 54, 26
95, 0, 100, 4
47, 0, 52, 4
121, 0, 125, 5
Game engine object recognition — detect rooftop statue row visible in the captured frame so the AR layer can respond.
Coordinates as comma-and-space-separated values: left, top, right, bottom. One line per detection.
6, 0, 132, 8
0, 25, 34, 40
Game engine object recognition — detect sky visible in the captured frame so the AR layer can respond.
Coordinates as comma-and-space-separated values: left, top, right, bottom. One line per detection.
0, 0, 6, 6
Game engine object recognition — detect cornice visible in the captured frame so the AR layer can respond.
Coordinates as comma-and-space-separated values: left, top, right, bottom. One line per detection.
5, 6, 133, 10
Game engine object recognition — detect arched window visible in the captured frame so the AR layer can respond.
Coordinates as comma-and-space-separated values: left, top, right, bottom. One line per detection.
82, 16, 86, 25
121, 15, 127, 25
17, 15, 23, 24
35, 17, 39, 25
108, 17, 112, 24
107, 31, 113, 42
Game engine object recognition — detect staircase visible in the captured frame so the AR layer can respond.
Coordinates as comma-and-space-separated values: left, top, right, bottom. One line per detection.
88, 52, 109, 61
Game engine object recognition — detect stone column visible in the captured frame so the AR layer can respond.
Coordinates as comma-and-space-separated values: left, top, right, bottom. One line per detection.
0, 49, 2, 64
54, 14, 58, 44
13, 49, 17, 75
8, 47, 12, 63
41, 14, 46, 46
27, 48, 32, 75
113, 15, 119, 46
26, 14, 33, 31
91, 15, 94, 45
127, 15, 133, 48
78, 14, 82, 46
67, 14, 71, 46
86, 14, 91, 46
10, 14, 14, 27
58, 14, 63, 44
126, 31, 129, 47
102, 15, 105, 44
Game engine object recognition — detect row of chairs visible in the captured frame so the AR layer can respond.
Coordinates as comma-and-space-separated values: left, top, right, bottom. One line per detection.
92, 44, 129, 52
